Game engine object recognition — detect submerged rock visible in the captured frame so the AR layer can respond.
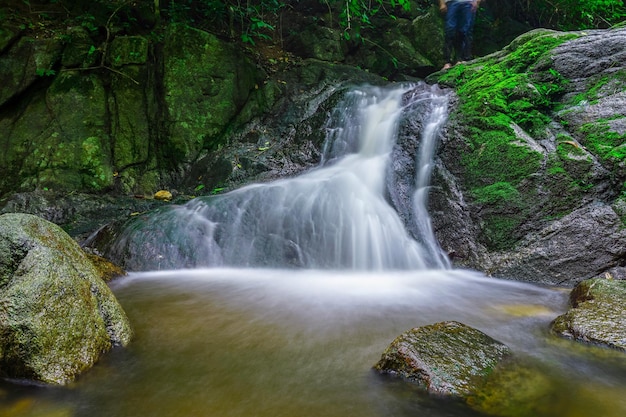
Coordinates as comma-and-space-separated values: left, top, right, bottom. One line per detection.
374, 321, 511, 398
0, 213, 132, 385
551, 277, 626, 351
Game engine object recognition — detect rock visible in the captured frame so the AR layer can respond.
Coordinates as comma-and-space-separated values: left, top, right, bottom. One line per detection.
61, 26, 99, 68
86, 253, 126, 282
0, 190, 168, 241
0, 25, 20, 54
374, 321, 512, 398
486, 203, 626, 286
0, 213, 132, 385
162, 24, 264, 163
0, 35, 63, 106
429, 27, 626, 285
551, 277, 626, 351
108, 36, 149, 67
154, 190, 172, 201
285, 24, 347, 62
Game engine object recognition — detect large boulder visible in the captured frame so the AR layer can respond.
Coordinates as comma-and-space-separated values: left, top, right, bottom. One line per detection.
162, 24, 264, 164
429, 27, 626, 285
0, 213, 132, 385
551, 276, 626, 351
374, 321, 512, 398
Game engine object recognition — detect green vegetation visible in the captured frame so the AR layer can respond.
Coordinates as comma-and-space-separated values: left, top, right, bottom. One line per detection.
569, 70, 626, 105
578, 117, 626, 171
508, 0, 626, 31
6, 1, 624, 50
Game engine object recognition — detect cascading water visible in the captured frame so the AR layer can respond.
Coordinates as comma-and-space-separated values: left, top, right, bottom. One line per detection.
107, 83, 451, 271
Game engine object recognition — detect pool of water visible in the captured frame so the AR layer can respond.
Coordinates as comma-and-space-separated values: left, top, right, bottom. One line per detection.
2, 269, 626, 417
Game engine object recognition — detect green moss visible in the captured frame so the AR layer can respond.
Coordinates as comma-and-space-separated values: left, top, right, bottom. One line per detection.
472, 182, 520, 205
480, 215, 523, 250
436, 31, 579, 250
569, 70, 626, 105
578, 118, 626, 168
461, 131, 543, 187
467, 360, 555, 417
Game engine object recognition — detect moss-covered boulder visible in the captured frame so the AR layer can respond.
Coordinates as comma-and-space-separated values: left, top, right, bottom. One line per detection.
0, 21, 267, 198
429, 27, 626, 285
0, 213, 132, 385
374, 321, 511, 398
551, 277, 626, 351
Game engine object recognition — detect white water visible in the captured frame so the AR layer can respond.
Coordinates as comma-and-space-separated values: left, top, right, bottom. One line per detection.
107, 83, 450, 271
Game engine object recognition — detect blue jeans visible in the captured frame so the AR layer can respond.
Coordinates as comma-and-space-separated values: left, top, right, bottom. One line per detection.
444, 1, 476, 63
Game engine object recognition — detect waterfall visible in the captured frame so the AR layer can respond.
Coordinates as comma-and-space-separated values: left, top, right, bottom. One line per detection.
106, 83, 450, 271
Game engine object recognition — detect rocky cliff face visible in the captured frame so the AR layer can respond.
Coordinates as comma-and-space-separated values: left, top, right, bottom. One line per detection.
0, 22, 267, 197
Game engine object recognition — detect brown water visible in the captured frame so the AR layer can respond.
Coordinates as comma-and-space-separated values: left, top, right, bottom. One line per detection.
2, 268, 626, 417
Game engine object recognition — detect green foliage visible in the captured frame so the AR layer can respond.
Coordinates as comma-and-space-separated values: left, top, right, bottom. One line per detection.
512, 0, 626, 30
327, 0, 412, 40
36, 68, 56, 77
161, 0, 415, 43
164, 0, 284, 44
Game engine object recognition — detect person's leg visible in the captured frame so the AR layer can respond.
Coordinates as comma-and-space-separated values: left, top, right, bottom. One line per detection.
443, 1, 461, 65
458, 2, 476, 61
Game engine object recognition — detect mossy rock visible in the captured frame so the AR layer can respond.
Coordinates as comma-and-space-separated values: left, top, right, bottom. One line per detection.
431, 30, 579, 250
162, 24, 265, 163
374, 321, 512, 398
108, 36, 149, 67
0, 213, 132, 385
0, 35, 63, 106
551, 278, 626, 351
467, 358, 626, 417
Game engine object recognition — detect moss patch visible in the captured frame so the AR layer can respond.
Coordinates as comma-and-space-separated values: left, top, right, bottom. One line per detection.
578, 117, 626, 176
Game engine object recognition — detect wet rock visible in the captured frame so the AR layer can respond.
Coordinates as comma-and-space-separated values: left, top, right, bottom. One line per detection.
0, 213, 132, 385
374, 321, 512, 398
0, 190, 167, 241
486, 203, 626, 286
551, 277, 626, 351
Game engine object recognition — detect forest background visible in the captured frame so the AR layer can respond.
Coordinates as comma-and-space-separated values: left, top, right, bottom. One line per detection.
4, 0, 626, 52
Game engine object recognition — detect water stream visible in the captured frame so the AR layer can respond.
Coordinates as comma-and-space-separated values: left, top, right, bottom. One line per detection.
2, 83, 626, 416
105, 84, 449, 271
